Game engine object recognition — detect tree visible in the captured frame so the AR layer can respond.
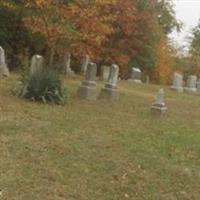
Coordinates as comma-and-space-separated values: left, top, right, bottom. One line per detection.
0, 0, 31, 69
23, 0, 116, 68
23, 0, 77, 67
133, 0, 180, 80
187, 20, 200, 75
153, 37, 173, 84
0, 0, 181, 82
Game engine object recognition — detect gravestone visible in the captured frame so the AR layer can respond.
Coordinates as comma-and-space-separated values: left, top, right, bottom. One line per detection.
131, 67, 142, 83
81, 54, 90, 74
197, 80, 200, 92
185, 75, 197, 92
63, 53, 74, 75
99, 64, 119, 100
171, 72, 183, 92
30, 55, 44, 75
77, 62, 97, 100
146, 75, 150, 84
151, 88, 167, 115
100, 65, 110, 81
0, 46, 9, 77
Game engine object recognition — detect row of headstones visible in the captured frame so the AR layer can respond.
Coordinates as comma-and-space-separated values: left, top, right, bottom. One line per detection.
31, 54, 166, 114
0, 51, 165, 114
63, 54, 142, 99
171, 72, 200, 93
66, 53, 143, 83
30, 55, 120, 100
0, 45, 143, 83
0, 48, 88, 77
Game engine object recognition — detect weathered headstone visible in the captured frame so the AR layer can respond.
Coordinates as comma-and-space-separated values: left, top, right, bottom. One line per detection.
81, 54, 90, 74
185, 75, 197, 92
99, 64, 119, 100
30, 55, 44, 75
100, 65, 110, 81
151, 88, 167, 115
131, 67, 142, 83
77, 62, 97, 100
197, 80, 200, 92
63, 53, 74, 75
171, 72, 183, 92
0, 46, 9, 77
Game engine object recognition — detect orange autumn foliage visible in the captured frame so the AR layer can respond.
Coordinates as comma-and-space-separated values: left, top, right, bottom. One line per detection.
102, 0, 139, 73
21, 0, 177, 80
153, 38, 173, 84
23, 0, 142, 71
23, 0, 117, 65
67, 0, 116, 60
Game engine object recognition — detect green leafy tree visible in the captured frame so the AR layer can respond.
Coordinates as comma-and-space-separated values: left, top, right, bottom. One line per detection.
188, 20, 200, 75
133, 0, 181, 79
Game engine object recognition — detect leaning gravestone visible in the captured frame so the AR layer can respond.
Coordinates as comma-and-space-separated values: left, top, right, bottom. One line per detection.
100, 65, 110, 81
81, 54, 90, 74
30, 55, 44, 76
185, 75, 197, 92
151, 88, 167, 115
63, 53, 74, 75
171, 72, 183, 92
99, 64, 119, 100
0, 46, 9, 77
77, 62, 97, 100
131, 67, 142, 83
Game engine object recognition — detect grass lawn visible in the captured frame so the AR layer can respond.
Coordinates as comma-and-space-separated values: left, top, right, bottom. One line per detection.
1, 74, 200, 200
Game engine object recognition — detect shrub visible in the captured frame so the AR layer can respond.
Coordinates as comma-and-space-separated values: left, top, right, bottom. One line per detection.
19, 68, 66, 104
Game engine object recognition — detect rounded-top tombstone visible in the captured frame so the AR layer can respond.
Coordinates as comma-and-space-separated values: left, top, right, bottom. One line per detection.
30, 55, 44, 76
171, 72, 183, 92
131, 67, 142, 83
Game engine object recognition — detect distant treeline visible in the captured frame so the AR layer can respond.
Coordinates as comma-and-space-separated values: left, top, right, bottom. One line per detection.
0, 0, 184, 83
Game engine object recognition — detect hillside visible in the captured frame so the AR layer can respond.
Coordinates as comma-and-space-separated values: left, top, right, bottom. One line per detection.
0, 74, 200, 199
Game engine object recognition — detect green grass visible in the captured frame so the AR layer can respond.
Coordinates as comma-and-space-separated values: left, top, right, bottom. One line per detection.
1, 74, 200, 199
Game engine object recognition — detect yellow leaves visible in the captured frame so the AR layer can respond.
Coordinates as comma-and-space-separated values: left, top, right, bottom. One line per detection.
153, 38, 173, 84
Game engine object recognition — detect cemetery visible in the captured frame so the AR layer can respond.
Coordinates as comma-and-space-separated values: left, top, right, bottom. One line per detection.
1, 1, 200, 199
1, 48, 200, 199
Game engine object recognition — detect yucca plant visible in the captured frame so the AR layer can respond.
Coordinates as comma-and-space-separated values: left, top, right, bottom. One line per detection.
19, 68, 66, 104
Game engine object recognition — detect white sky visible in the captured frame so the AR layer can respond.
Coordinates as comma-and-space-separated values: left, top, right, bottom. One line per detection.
170, 0, 200, 50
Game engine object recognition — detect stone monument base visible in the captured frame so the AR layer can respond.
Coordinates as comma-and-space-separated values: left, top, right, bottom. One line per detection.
133, 79, 142, 83
0, 65, 10, 77
171, 86, 183, 92
151, 104, 167, 115
99, 87, 119, 100
128, 79, 142, 83
184, 87, 197, 93
77, 85, 97, 100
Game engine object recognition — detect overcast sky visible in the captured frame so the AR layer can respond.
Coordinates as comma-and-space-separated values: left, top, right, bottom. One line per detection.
170, 0, 200, 50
